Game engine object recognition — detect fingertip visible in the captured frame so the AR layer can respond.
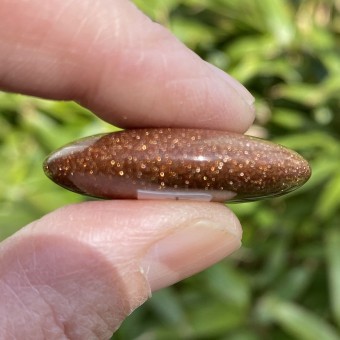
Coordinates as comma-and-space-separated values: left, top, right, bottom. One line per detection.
141, 217, 242, 291
0, 200, 242, 336
0, 0, 254, 132
31, 201, 242, 291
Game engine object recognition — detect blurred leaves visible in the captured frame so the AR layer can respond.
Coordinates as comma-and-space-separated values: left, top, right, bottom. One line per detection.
257, 295, 340, 340
0, 95, 113, 236
1, 0, 340, 339
326, 229, 340, 328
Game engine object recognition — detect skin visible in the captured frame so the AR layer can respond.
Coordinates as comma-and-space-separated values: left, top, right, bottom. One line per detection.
0, 0, 255, 338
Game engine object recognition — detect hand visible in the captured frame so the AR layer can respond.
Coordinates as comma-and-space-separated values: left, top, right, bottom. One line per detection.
0, 0, 254, 338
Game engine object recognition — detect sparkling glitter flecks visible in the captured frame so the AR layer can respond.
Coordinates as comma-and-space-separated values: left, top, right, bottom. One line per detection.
43, 128, 311, 202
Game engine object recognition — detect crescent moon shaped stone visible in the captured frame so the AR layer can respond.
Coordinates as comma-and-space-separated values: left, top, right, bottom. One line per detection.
43, 128, 311, 202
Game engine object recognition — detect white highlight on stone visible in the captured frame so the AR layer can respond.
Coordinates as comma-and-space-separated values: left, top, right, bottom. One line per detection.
137, 189, 237, 202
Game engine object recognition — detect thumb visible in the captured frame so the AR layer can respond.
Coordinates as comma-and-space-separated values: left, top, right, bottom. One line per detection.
0, 201, 242, 338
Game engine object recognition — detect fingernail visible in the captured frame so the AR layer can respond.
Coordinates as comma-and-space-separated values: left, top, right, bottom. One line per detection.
140, 219, 241, 291
207, 63, 255, 107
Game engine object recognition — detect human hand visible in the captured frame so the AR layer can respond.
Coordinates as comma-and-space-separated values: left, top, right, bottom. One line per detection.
0, 0, 254, 338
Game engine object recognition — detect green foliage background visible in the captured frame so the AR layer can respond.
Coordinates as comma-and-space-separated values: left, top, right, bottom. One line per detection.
1, 0, 340, 339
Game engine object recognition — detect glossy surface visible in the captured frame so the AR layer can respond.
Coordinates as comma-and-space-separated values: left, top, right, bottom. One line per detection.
43, 128, 311, 202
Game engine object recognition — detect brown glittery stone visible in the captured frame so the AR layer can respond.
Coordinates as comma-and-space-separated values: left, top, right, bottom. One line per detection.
43, 128, 311, 202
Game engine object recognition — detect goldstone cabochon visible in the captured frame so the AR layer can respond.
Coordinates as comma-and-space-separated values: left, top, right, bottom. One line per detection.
43, 128, 311, 203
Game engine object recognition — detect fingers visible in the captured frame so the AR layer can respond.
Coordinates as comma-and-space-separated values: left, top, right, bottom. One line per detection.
0, 201, 241, 337
1, 2, 247, 336
0, 0, 254, 132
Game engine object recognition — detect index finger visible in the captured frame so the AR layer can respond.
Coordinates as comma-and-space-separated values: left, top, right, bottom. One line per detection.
0, 0, 254, 132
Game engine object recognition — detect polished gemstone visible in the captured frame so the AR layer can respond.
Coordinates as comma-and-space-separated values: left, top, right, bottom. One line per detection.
43, 128, 311, 202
